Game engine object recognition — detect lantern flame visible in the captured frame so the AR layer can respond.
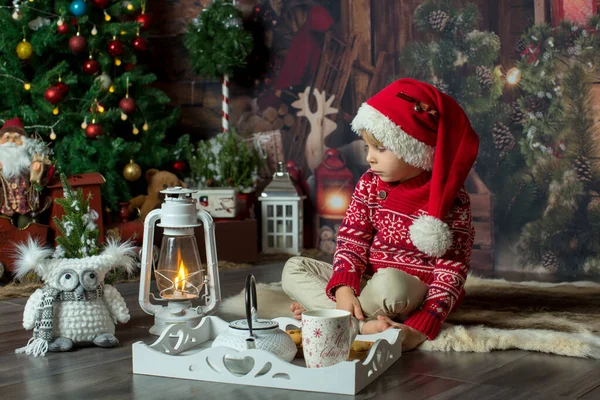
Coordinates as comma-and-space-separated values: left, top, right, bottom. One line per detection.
174, 260, 187, 292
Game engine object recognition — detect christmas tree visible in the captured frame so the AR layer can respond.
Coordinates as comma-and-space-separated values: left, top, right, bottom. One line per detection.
513, 18, 600, 274
400, 0, 529, 241
0, 0, 178, 208
184, 0, 252, 133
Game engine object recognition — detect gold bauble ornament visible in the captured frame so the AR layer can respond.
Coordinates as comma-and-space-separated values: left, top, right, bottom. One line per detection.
16, 40, 33, 60
123, 159, 142, 181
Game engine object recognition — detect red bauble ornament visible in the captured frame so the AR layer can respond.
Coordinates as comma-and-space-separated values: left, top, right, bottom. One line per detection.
57, 24, 70, 35
119, 97, 137, 114
136, 13, 151, 30
86, 123, 103, 139
107, 39, 124, 57
69, 35, 87, 53
54, 82, 69, 97
44, 87, 63, 105
132, 36, 147, 52
124, 63, 136, 71
173, 160, 186, 173
92, 0, 110, 8
83, 59, 100, 75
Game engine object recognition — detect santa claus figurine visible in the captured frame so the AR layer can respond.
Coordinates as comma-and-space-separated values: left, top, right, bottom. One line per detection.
0, 118, 52, 228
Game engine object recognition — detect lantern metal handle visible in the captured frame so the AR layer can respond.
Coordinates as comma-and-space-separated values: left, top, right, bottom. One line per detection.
139, 208, 163, 316
245, 274, 258, 337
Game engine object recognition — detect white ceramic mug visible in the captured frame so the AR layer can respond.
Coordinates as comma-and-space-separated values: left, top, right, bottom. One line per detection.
301, 309, 359, 368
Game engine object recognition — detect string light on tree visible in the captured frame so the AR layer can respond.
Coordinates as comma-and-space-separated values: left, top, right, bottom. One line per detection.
81, 116, 88, 129
132, 124, 139, 135
50, 129, 57, 140
91, 25, 98, 35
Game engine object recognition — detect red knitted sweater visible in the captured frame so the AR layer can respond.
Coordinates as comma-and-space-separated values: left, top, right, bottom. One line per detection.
325, 170, 475, 339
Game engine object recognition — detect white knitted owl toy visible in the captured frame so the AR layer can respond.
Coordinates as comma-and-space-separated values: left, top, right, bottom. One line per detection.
14, 238, 136, 357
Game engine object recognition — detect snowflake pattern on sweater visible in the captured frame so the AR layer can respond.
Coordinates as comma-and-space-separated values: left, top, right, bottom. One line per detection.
325, 170, 475, 339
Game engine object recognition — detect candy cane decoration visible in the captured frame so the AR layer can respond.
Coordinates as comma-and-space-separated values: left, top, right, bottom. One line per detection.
222, 73, 229, 132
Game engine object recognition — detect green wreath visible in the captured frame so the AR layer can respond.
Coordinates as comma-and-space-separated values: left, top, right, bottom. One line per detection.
184, 0, 253, 78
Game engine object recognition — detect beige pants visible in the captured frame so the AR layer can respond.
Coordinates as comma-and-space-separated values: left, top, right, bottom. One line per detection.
281, 256, 428, 324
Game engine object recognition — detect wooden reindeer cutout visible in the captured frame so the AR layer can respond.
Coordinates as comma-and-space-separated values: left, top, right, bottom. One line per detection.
291, 86, 338, 172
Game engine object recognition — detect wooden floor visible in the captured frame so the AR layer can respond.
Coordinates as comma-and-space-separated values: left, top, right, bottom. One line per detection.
2, 263, 600, 400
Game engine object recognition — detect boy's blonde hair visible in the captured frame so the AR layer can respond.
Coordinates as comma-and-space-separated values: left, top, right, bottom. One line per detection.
361, 130, 384, 148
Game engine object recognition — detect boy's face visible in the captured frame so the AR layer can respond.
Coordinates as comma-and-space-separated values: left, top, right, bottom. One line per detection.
361, 131, 424, 183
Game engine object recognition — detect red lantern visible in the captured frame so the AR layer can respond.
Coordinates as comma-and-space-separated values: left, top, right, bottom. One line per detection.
107, 39, 124, 57
54, 82, 69, 97
119, 97, 136, 114
136, 13, 151, 30
57, 23, 70, 35
86, 123, 103, 139
132, 36, 147, 52
83, 59, 100, 75
69, 35, 87, 53
551, 0, 597, 26
314, 149, 354, 219
44, 87, 63, 105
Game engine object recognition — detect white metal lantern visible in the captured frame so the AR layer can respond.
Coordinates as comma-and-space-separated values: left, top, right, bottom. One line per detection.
139, 187, 221, 335
259, 162, 305, 255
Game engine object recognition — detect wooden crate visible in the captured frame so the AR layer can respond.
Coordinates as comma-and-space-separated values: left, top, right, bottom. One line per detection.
465, 170, 495, 271
0, 217, 49, 279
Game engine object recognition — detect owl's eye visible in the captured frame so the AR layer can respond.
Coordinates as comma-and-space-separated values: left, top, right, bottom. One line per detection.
81, 269, 99, 290
59, 270, 79, 291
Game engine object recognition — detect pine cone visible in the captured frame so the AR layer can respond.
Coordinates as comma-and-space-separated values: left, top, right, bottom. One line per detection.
510, 101, 524, 125
475, 66, 493, 89
574, 156, 592, 182
526, 96, 550, 114
492, 122, 516, 157
514, 38, 526, 54
428, 10, 450, 31
542, 251, 559, 272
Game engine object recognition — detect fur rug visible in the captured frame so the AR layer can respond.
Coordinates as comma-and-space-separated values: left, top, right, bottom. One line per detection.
219, 275, 600, 358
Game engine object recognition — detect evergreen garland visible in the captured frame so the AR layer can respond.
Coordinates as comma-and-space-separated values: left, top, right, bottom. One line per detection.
402, 0, 527, 243
514, 17, 600, 274
184, 0, 253, 78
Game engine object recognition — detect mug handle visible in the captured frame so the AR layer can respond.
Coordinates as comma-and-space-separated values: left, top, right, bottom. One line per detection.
350, 316, 360, 345
245, 274, 257, 337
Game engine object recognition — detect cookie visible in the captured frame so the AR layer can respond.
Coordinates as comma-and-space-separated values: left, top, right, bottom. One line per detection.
348, 340, 374, 361
286, 329, 303, 358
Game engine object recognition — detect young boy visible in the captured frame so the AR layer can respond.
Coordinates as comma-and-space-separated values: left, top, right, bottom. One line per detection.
281, 78, 479, 351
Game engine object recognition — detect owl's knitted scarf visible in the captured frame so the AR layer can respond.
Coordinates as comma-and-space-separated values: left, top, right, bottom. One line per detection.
16, 284, 104, 357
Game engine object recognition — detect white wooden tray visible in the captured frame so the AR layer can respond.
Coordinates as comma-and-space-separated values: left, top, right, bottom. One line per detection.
132, 316, 402, 396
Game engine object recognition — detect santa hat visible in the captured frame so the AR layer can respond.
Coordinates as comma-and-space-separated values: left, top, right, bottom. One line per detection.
350, 78, 479, 257
0, 118, 27, 137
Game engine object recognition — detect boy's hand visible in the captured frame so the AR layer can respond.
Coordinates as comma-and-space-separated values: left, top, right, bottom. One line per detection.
334, 286, 364, 320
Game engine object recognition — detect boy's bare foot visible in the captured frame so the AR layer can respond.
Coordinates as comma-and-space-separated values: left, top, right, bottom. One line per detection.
360, 315, 402, 335
290, 302, 305, 320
